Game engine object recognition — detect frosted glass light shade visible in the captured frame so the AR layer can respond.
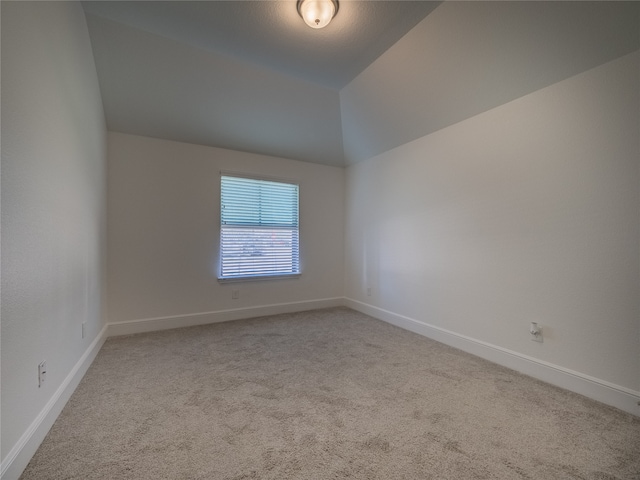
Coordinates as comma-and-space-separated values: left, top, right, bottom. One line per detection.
297, 0, 338, 29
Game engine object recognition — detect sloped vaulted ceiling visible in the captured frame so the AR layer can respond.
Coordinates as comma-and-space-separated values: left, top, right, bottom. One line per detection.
340, 1, 640, 164
83, 0, 440, 167
83, 1, 639, 167
85, 12, 347, 166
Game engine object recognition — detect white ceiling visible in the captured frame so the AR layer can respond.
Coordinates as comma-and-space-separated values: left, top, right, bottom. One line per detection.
341, 1, 640, 164
82, 1, 640, 167
82, 1, 441, 90
83, 1, 441, 166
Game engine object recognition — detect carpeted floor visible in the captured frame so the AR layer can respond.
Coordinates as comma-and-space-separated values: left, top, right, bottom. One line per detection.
20, 307, 640, 479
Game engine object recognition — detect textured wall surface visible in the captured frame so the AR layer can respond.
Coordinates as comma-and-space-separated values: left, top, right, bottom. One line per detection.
1, 0, 107, 465
345, 51, 640, 392
346, 53, 640, 391
107, 132, 345, 324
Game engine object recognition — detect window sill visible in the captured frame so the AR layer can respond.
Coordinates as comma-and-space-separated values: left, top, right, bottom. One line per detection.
218, 273, 301, 284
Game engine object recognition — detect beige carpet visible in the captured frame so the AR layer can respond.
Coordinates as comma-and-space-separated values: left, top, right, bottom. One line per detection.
20, 307, 640, 479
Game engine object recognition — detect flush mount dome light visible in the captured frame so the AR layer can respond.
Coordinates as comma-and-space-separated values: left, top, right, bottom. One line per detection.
297, 0, 338, 29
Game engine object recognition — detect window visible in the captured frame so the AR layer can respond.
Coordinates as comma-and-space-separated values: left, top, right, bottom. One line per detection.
220, 174, 300, 280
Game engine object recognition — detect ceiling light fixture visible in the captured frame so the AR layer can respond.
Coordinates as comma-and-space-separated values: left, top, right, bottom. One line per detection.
297, 0, 338, 29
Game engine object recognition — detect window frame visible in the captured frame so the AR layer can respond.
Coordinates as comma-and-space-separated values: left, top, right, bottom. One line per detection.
218, 172, 301, 283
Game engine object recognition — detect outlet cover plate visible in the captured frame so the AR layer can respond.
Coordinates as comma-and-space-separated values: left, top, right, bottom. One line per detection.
38, 361, 47, 387
531, 329, 543, 343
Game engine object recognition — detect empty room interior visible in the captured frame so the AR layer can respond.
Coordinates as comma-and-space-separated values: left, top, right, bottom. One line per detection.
2, 1, 639, 479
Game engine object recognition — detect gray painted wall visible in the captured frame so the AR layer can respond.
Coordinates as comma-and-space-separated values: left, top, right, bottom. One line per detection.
1, 0, 107, 469
2, 2, 639, 475
345, 51, 640, 393
107, 133, 345, 325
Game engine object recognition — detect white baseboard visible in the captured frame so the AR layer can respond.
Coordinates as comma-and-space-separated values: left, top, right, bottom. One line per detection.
1, 325, 108, 480
6, 298, 636, 480
344, 298, 640, 417
107, 297, 346, 337
2, 298, 344, 479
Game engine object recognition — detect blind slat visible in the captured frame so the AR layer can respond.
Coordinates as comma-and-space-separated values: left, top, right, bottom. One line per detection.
220, 176, 300, 279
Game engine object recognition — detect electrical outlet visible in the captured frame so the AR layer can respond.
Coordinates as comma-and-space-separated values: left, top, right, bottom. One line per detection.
530, 322, 543, 343
232, 290, 239, 300
367, 287, 372, 296
38, 361, 47, 387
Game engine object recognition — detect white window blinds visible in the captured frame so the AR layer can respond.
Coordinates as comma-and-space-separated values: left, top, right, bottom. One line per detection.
220, 175, 300, 280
